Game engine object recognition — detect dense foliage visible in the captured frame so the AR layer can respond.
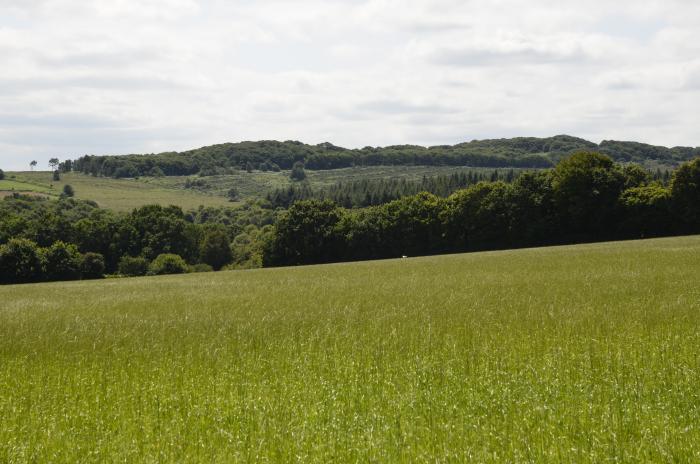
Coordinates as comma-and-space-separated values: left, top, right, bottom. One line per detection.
69, 136, 699, 178
117, 256, 149, 277
0, 238, 101, 284
148, 253, 189, 275
199, 227, 234, 270
263, 154, 700, 266
62, 184, 75, 197
0, 195, 277, 284
267, 169, 520, 208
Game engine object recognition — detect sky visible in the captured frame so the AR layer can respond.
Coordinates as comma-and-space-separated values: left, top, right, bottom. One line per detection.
1, 0, 699, 170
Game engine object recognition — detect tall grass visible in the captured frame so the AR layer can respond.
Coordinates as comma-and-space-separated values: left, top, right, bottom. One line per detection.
1, 236, 699, 462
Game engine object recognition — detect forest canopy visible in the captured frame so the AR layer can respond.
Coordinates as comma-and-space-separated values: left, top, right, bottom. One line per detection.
263, 153, 700, 266
69, 136, 700, 178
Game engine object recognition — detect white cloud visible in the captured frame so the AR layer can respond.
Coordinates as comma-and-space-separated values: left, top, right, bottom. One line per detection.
0, 0, 699, 169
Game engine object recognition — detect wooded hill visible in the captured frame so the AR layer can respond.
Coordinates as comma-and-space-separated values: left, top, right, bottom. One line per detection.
4, 152, 700, 284
70, 135, 700, 178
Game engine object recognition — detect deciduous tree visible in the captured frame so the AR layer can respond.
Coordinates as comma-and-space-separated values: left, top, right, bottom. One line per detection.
199, 228, 233, 270
81, 252, 105, 279
670, 158, 700, 231
41, 241, 82, 281
0, 238, 43, 284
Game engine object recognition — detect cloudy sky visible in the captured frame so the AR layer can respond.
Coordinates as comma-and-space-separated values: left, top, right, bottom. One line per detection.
1, 0, 699, 170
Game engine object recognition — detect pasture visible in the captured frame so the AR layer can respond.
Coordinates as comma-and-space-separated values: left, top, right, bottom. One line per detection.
1, 236, 699, 461
6, 172, 232, 212
0, 178, 54, 197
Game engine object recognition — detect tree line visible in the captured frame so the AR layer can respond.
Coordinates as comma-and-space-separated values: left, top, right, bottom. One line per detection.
267, 167, 673, 209
267, 169, 522, 208
0, 196, 275, 284
67, 135, 698, 179
263, 153, 700, 266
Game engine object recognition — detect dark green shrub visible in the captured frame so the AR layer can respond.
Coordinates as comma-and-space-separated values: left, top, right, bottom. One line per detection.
117, 256, 149, 277
189, 263, 213, 273
148, 253, 188, 275
81, 252, 105, 279
62, 184, 75, 197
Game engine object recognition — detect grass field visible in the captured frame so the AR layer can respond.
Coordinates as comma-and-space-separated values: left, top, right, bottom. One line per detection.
2, 236, 700, 462
0, 178, 54, 196
6, 172, 232, 212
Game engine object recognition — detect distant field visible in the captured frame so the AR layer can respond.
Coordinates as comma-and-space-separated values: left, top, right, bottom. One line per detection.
4, 166, 523, 211
0, 178, 54, 196
6, 172, 232, 212
2, 236, 700, 462
148, 165, 528, 198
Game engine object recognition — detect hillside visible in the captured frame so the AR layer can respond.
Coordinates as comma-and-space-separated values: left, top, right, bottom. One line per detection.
3, 171, 232, 212
2, 236, 700, 461
71, 135, 698, 179
1, 166, 519, 212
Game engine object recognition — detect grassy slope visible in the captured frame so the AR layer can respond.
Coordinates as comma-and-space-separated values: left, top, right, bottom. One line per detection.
2, 236, 700, 462
0, 178, 54, 195
5, 172, 232, 212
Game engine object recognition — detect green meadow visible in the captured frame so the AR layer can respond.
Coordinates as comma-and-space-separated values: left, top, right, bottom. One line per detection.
5, 172, 232, 212
1, 236, 700, 462
0, 178, 55, 196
